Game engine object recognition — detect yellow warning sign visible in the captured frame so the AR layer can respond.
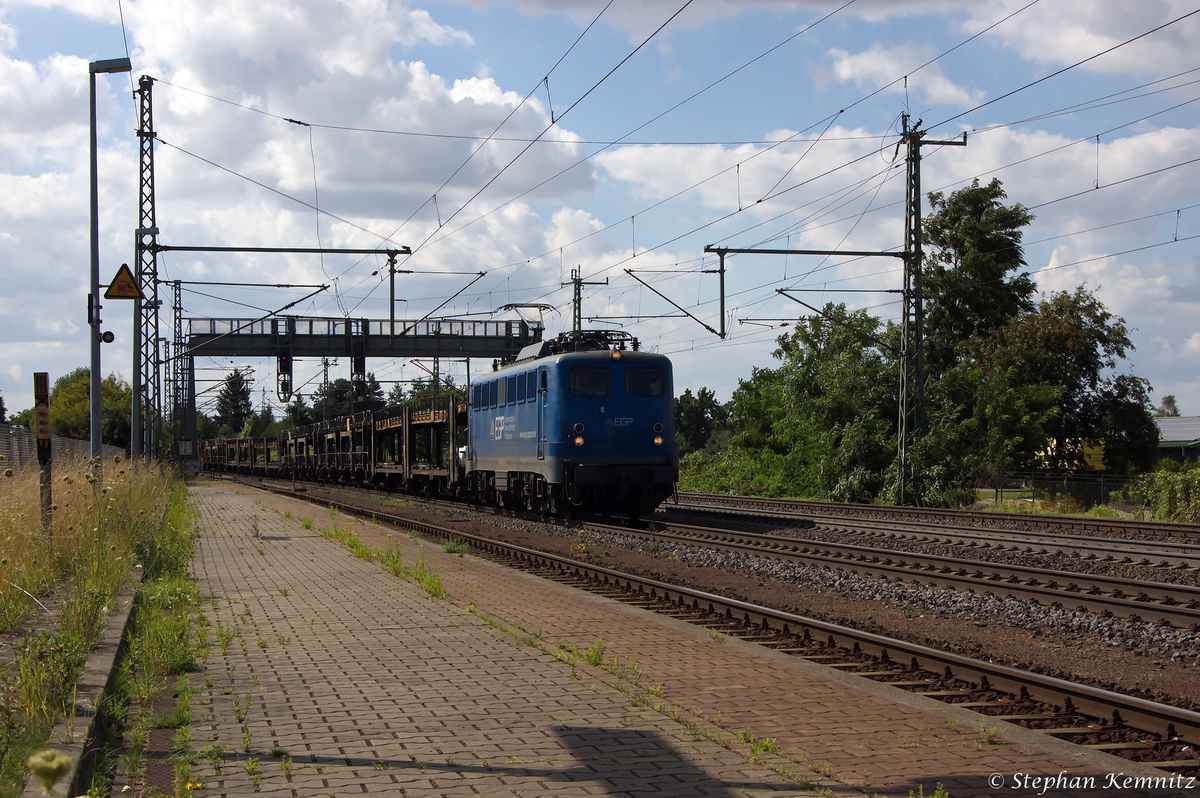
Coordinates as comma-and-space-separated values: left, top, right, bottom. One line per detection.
104, 263, 143, 300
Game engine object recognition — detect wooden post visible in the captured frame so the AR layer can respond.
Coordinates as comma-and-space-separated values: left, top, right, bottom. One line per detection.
34, 372, 52, 537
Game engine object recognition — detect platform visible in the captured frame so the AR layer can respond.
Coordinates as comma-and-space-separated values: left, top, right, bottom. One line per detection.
176, 482, 1180, 797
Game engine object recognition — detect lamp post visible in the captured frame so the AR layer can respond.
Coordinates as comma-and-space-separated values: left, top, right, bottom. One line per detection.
89, 57, 132, 460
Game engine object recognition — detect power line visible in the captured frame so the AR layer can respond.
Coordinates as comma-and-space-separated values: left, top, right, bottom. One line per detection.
929, 8, 1200, 133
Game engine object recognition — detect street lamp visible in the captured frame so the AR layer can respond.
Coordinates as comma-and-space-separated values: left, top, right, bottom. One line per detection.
89, 57, 132, 460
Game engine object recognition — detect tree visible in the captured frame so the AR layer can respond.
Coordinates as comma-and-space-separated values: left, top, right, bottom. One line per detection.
923, 178, 1037, 377
385, 383, 405, 408
978, 287, 1157, 473
1155, 395, 1181, 417
285, 394, 316, 427
240, 404, 276, 438
674, 387, 729, 456
214, 369, 254, 435
685, 304, 896, 501
0, 392, 6, 424
312, 373, 386, 419
31, 367, 134, 448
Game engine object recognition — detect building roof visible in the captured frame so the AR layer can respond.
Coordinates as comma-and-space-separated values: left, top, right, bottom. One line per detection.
1156, 416, 1200, 446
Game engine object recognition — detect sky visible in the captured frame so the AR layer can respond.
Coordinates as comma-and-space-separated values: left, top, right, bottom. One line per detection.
1, 0, 1199, 423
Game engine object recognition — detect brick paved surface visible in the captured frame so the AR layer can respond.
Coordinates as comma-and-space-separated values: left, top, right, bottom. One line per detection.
189, 483, 808, 797
189, 483, 1184, 798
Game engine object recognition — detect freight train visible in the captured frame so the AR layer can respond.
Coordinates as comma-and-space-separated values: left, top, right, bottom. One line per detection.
200, 330, 679, 517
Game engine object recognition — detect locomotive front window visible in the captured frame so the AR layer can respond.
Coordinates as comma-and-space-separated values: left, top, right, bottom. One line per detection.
569, 367, 611, 398
624, 367, 664, 397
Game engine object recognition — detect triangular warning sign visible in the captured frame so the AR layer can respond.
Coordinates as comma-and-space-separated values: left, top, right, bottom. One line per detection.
104, 264, 144, 300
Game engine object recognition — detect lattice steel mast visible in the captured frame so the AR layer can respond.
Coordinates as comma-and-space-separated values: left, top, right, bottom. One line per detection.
133, 75, 162, 459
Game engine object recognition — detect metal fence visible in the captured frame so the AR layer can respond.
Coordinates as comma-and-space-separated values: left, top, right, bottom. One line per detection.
0, 424, 125, 471
978, 470, 1135, 508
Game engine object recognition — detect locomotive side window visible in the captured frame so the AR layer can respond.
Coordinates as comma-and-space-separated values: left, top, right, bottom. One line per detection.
569, 367, 611, 398
528, 371, 538, 401
498, 377, 507, 406
516, 372, 526, 404
506, 376, 517, 405
489, 380, 498, 409
624, 367, 664, 397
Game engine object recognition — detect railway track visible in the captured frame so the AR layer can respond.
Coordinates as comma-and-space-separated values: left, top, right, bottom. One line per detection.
671, 492, 1200, 542
663, 506, 1200, 571
227, 476, 1200, 772
598, 519, 1200, 629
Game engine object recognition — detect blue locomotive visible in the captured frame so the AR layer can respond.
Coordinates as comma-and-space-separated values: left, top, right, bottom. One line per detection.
200, 330, 679, 517
468, 330, 678, 516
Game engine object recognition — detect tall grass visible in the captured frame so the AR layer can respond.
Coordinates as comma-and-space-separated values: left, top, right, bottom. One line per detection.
0, 457, 180, 798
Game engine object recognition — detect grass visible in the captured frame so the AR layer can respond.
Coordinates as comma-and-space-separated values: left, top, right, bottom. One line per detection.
320, 522, 374, 561
0, 457, 183, 798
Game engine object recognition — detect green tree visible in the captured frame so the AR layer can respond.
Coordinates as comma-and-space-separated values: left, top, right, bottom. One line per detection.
674, 387, 729, 456
684, 304, 896, 501
1155, 394, 1181, 417
196, 413, 220, 441
385, 383, 405, 408
0, 392, 6, 424
240, 404, 276, 437
312, 373, 386, 419
974, 287, 1157, 473
923, 178, 1036, 377
214, 369, 254, 434
285, 393, 316, 426
39, 367, 133, 448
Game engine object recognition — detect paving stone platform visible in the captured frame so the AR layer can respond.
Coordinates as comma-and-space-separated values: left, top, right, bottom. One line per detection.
184, 482, 1183, 798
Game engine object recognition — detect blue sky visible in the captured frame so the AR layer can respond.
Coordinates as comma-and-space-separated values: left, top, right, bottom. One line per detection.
2, 0, 1199, 421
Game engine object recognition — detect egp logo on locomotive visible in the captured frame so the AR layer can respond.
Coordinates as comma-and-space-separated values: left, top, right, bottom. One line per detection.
987, 771, 1196, 794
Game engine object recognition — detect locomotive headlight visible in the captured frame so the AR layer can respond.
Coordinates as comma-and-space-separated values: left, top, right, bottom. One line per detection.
574, 436, 585, 447
574, 423, 585, 433
611, 350, 621, 360
653, 436, 663, 446
653, 423, 663, 433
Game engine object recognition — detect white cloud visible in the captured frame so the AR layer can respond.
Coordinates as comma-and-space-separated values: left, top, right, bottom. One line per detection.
445, 0, 962, 40
826, 43, 983, 108
965, 0, 1200, 77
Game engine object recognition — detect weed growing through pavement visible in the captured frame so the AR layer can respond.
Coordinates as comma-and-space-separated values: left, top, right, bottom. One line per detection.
408, 550, 447, 599
244, 756, 262, 790
233, 692, 251, 723
300, 517, 314, 530
910, 782, 951, 798
973, 719, 1003, 745
320, 521, 375, 560
581, 637, 604, 666
442, 537, 468, 554
380, 535, 405, 576
203, 743, 226, 774
241, 723, 254, 753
